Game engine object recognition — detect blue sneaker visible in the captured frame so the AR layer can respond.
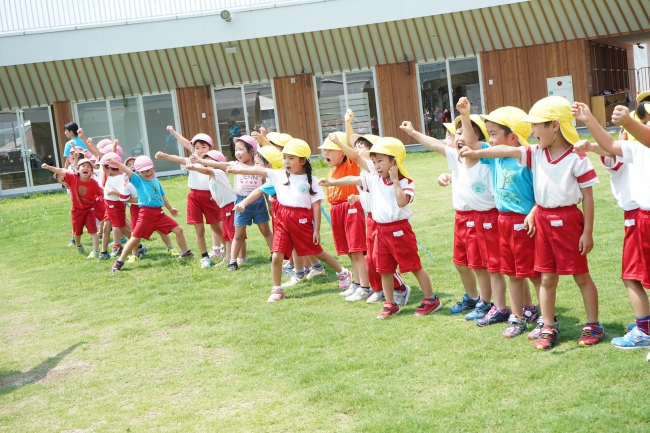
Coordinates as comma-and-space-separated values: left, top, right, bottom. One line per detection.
394, 285, 411, 307
282, 263, 294, 276
450, 294, 479, 314
477, 306, 510, 327
465, 301, 493, 321
627, 323, 636, 332
611, 326, 650, 350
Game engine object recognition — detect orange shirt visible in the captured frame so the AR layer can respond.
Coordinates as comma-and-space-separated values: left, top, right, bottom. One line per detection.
326, 157, 361, 204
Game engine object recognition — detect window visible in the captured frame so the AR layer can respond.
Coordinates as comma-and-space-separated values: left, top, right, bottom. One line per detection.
591, 42, 629, 94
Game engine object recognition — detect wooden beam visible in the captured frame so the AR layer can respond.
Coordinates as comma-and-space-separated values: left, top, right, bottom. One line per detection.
0, 73, 11, 109
327, 30, 344, 71
345, 27, 362, 69
507, 3, 525, 45
428, 16, 447, 58
52, 62, 69, 101
41, 62, 60, 101
601, 0, 622, 34
251, 38, 271, 80
175, 48, 194, 87
537, 1, 558, 42
364, 25, 380, 65
496, 6, 516, 49
459, 12, 480, 54
411, 18, 427, 59
439, 15, 459, 57
478, 8, 497, 50
147, 50, 165, 92
624, 0, 643, 30
138, 51, 156, 93
243, 40, 258, 82
116, 54, 137, 95
271, 36, 290, 76
262, 38, 279, 78
78, 58, 97, 100
380, 22, 398, 63
634, 0, 650, 27
13, 65, 34, 106
162, 49, 179, 90
487, 7, 507, 49
68, 60, 88, 101
90, 57, 112, 98
547, 1, 568, 41
125, 53, 145, 95
29, 64, 48, 104
519, 2, 543, 44
569, 0, 588, 38
202, 44, 223, 86
335, 28, 352, 70
588, 0, 611, 36
391, 21, 407, 60
297, 33, 314, 74
450, 13, 468, 56
61, 61, 81, 101
290, 34, 307, 75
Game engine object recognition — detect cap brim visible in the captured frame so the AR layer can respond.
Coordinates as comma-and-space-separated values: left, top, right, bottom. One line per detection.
637, 91, 650, 103
136, 164, 154, 172
520, 114, 551, 124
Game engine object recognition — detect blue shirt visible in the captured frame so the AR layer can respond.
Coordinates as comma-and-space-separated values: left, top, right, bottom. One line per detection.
129, 173, 165, 208
259, 183, 276, 197
63, 137, 87, 157
479, 143, 535, 214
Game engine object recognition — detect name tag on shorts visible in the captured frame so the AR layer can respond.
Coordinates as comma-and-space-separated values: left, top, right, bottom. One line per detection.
466, 221, 475, 228
625, 219, 636, 227
483, 223, 492, 229
393, 230, 404, 237
514, 223, 526, 231
299, 218, 308, 224
108, 205, 114, 209
348, 208, 358, 214
550, 220, 563, 227
226, 212, 231, 216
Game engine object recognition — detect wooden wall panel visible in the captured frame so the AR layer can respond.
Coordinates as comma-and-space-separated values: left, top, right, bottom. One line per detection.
176, 86, 217, 157
273, 74, 320, 154
375, 61, 419, 144
52, 101, 73, 161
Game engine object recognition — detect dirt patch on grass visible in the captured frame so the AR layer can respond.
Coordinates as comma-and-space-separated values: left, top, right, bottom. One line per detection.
40, 359, 94, 384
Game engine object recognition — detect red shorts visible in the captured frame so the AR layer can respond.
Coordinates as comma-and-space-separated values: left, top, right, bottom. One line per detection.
129, 204, 140, 232
534, 205, 589, 275
132, 206, 179, 240
366, 214, 404, 291
330, 200, 367, 256
71, 207, 97, 236
187, 189, 221, 225
374, 219, 421, 274
475, 209, 500, 272
453, 210, 484, 270
105, 200, 127, 228
270, 199, 279, 231
272, 204, 323, 259
636, 210, 650, 288
220, 202, 236, 242
498, 212, 539, 278
94, 198, 107, 222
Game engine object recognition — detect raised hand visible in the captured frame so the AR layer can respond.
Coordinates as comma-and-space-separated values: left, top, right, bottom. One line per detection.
571, 102, 592, 123
345, 109, 355, 123
572, 139, 592, 153
399, 121, 415, 135
611, 105, 631, 126
456, 97, 470, 116
388, 166, 399, 182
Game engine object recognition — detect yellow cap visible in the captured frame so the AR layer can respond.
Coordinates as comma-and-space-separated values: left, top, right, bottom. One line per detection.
350, 133, 380, 147
265, 132, 293, 147
481, 106, 531, 146
363, 137, 412, 180
282, 139, 312, 158
520, 96, 580, 145
622, 110, 641, 142
453, 115, 489, 142
318, 131, 346, 150
637, 91, 650, 103
443, 122, 456, 135
258, 145, 283, 169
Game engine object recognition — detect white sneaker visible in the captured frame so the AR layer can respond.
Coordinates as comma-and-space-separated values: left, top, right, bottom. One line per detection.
209, 248, 224, 259
86, 250, 99, 259
77, 245, 87, 255
336, 268, 352, 290
200, 257, 212, 268
306, 267, 327, 280
394, 284, 411, 307
339, 283, 359, 297
346, 286, 372, 302
282, 274, 305, 287
367, 290, 385, 303
237, 257, 248, 265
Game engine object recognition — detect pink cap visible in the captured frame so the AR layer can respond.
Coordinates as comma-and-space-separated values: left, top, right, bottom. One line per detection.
204, 150, 226, 162
191, 133, 214, 147
134, 155, 154, 172
99, 144, 123, 157
101, 152, 122, 169
97, 139, 113, 149
124, 156, 136, 166
234, 135, 259, 153
76, 158, 94, 170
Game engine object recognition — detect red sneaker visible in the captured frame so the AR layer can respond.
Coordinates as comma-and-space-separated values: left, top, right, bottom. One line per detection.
377, 302, 400, 319
534, 326, 559, 350
414, 296, 442, 316
577, 323, 605, 347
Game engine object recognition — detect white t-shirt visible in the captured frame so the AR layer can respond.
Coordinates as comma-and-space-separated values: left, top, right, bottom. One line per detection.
185, 158, 210, 190
121, 180, 138, 201
104, 173, 127, 201
620, 140, 650, 210
208, 169, 237, 208
358, 158, 376, 212
445, 146, 495, 211
360, 173, 414, 223
600, 155, 638, 211
229, 161, 264, 196
265, 168, 325, 209
518, 145, 599, 208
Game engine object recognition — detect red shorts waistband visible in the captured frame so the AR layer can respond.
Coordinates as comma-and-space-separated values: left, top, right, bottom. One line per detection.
638, 209, 650, 216
330, 200, 348, 207
537, 204, 578, 212
455, 208, 497, 216
277, 203, 311, 212
376, 219, 410, 228
498, 211, 527, 217
190, 188, 211, 193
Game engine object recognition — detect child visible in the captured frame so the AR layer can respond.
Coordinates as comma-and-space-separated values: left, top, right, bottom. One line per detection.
105, 155, 193, 273
156, 133, 223, 268
252, 127, 293, 152
62, 122, 87, 169
401, 102, 502, 326
99, 152, 131, 260
320, 137, 441, 318
42, 158, 103, 257
460, 96, 603, 350
573, 102, 650, 349
226, 138, 352, 302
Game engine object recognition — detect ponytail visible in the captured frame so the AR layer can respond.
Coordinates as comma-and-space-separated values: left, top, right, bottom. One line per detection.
283, 158, 316, 195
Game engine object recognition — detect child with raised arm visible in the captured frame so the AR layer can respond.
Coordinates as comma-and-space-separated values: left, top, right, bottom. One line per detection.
460, 96, 603, 350
401, 99, 500, 325
106, 155, 193, 273
227, 139, 352, 302
321, 137, 441, 319
156, 133, 222, 268
573, 102, 650, 349
98, 152, 132, 261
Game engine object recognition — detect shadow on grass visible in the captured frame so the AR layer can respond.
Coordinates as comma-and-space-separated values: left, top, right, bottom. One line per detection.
0, 342, 84, 395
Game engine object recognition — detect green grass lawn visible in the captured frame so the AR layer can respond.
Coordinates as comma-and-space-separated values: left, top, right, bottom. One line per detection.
1, 151, 648, 432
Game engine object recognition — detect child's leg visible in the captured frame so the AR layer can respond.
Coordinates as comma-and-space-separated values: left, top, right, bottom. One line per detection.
101, 223, 111, 252
490, 272, 507, 310
382, 273, 395, 303
573, 272, 599, 323
241, 240, 247, 258
171, 226, 189, 252
122, 224, 131, 239
74, 235, 82, 246
193, 223, 207, 255
90, 232, 99, 251
474, 268, 492, 302
271, 252, 284, 287
624, 279, 650, 318
314, 250, 343, 273
509, 276, 526, 317
157, 231, 173, 249
349, 252, 369, 287
257, 222, 274, 252
454, 264, 479, 298
526, 276, 541, 306
119, 236, 141, 261
540, 272, 560, 325
112, 226, 123, 248
209, 223, 223, 249
411, 268, 433, 298
230, 227, 247, 261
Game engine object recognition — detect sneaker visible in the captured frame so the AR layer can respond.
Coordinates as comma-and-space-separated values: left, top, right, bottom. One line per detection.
168, 248, 180, 256
110, 245, 123, 258
611, 326, 650, 350
209, 248, 224, 260
477, 306, 510, 327
306, 267, 327, 280
267, 286, 285, 302
346, 287, 372, 302
627, 323, 636, 332
282, 263, 295, 276
200, 257, 212, 268
127, 255, 140, 263
450, 294, 479, 314
339, 283, 359, 297
503, 315, 527, 338
394, 285, 411, 307
336, 269, 352, 290
534, 326, 560, 350
180, 251, 195, 259
577, 323, 605, 347
366, 290, 385, 304
98, 252, 111, 261
120, 236, 127, 244
528, 316, 545, 340
465, 301, 492, 321
68, 238, 76, 247
414, 296, 442, 316
282, 274, 306, 287
86, 250, 99, 259
227, 261, 239, 272
111, 260, 124, 273
76, 245, 87, 255
377, 302, 400, 319
523, 305, 540, 323
237, 257, 248, 265
137, 244, 148, 258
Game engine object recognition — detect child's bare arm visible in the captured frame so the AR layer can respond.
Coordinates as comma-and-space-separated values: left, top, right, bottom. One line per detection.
345, 109, 355, 149
319, 175, 362, 187
166, 126, 192, 152
41, 163, 67, 176
389, 166, 410, 207
460, 145, 521, 159
195, 157, 231, 171
572, 102, 622, 156
400, 121, 447, 155
329, 132, 369, 172
106, 158, 133, 178
579, 187, 594, 256
162, 196, 179, 216
185, 163, 215, 177
612, 105, 650, 148
572, 140, 613, 157
457, 97, 481, 150
234, 189, 265, 213
225, 165, 267, 177
155, 151, 186, 165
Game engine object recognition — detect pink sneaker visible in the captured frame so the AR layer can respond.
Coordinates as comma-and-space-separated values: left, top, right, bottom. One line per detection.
337, 268, 352, 290
377, 302, 400, 319
267, 286, 285, 303
209, 248, 224, 259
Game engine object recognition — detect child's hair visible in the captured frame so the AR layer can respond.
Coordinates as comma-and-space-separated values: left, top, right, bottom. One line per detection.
284, 158, 316, 195
355, 137, 372, 148
193, 139, 210, 148
369, 152, 395, 162
470, 122, 486, 141
238, 140, 256, 156
495, 123, 513, 136
256, 153, 271, 167
64, 122, 79, 135
637, 102, 649, 121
